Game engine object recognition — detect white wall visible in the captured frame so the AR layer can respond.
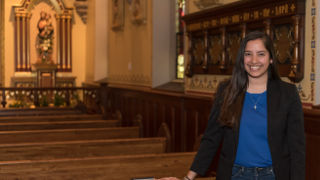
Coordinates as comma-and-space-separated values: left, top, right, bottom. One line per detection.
4, 0, 20, 87
152, 0, 176, 87
94, 0, 108, 81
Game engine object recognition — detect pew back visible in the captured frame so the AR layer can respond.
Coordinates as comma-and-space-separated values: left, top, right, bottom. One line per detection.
0, 137, 166, 161
0, 127, 140, 144
0, 152, 196, 180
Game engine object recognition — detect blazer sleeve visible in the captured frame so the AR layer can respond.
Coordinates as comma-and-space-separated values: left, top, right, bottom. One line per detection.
190, 82, 226, 176
287, 86, 305, 180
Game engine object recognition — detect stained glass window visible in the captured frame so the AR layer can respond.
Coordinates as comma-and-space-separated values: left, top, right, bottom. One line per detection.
176, 0, 185, 79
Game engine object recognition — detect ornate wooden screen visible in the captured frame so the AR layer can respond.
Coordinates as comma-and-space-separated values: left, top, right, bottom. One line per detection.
183, 0, 305, 82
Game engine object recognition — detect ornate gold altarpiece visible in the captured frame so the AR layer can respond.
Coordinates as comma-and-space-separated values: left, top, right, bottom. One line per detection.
183, 0, 305, 82
14, 0, 73, 72
11, 0, 75, 87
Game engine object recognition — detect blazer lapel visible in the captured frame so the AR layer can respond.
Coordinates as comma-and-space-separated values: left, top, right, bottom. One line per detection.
267, 80, 280, 143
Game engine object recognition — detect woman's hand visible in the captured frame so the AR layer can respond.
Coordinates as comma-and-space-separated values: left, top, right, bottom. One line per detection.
155, 177, 180, 180
156, 170, 196, 180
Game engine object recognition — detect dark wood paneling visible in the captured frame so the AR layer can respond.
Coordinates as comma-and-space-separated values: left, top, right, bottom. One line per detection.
106, 85, 213, 152
183, 0, 305, 82
304, 108, 320, 180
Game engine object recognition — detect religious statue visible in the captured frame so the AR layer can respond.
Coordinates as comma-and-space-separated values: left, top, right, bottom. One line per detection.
112, 0, 120, 27
131, 0, 141, 19
128, 0, 145, 24
36, 11, 54, 64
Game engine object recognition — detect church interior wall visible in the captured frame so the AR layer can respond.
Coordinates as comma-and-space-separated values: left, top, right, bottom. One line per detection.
66, 0, 87, 86
107, 0, 153, 87
92, 0, 108, 82
84, 0, 108, 83
0, 0, 318, 105
3, 0, 20, 87
0, 0, 4, 86
152, 0, 176, 88
85, 0, 95, 83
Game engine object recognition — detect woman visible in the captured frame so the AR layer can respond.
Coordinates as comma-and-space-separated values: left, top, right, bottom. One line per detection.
158, 31, 305, 180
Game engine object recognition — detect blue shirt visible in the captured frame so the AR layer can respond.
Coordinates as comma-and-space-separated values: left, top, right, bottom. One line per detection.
234, 91, 272, 167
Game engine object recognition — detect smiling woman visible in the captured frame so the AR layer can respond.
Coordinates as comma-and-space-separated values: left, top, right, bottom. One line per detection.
157, 31, 305, 180
244, 39, 272, 93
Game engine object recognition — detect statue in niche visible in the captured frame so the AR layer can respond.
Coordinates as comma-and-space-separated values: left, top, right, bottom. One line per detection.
131, 0, 143, 23
132, 0, 141, 19
112, 0, 120, 27
128, 0, 145, 24
36, 11, 54, 64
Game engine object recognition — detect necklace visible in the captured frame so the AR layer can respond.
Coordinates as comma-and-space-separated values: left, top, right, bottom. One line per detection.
249, 93, 263, 110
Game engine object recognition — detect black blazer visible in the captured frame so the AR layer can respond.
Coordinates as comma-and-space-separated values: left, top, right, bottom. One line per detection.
190, 79, 305, 180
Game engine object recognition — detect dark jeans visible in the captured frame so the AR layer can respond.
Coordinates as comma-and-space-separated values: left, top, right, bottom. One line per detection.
231, 164, 275, 180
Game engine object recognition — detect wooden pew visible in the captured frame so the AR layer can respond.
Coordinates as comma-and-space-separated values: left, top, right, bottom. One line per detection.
0, 114, 104, 123
0, 107, 82, 117
304, 108, 320, 180
0, 137, 166, 161
0, 120, 119, 131
0, 126, 140, 144
0, 152, 196, 180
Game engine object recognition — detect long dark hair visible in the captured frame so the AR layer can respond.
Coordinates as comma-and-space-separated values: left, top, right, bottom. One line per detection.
218, 31, 280, 127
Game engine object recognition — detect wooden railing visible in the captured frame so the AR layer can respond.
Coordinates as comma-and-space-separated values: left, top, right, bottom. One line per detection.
0, 87, 100, 109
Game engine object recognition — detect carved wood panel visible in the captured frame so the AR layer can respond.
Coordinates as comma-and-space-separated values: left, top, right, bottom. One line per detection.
183, 0, 305, 82
105, 85, 213, 152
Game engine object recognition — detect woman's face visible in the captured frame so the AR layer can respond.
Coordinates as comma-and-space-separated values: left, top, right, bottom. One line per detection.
244, 39, 272, 81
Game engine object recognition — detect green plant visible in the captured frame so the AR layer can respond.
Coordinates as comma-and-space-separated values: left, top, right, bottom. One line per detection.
54, 94, 65, 107
8, 91, 31, 108
41, 95, 49, 107
9, 100, 25, 108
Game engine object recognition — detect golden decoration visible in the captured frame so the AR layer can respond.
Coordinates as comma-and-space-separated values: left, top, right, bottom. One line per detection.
220, 17, 228, 25
208, 35, 222, 65
232, 15, 240, 23
263, 8, 270, 17
243, 12, 250, 21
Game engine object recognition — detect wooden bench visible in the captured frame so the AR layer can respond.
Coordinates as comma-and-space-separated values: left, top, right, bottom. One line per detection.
0, 120, 119, 131
0, 126, 140, 144
0, 137, 166, 161
0, 114, 104, 123
0, 152, 196, 180
0, 107, 83, 117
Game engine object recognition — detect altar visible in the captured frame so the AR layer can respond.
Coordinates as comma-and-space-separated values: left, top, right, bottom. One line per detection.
10, 0, 76, 88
